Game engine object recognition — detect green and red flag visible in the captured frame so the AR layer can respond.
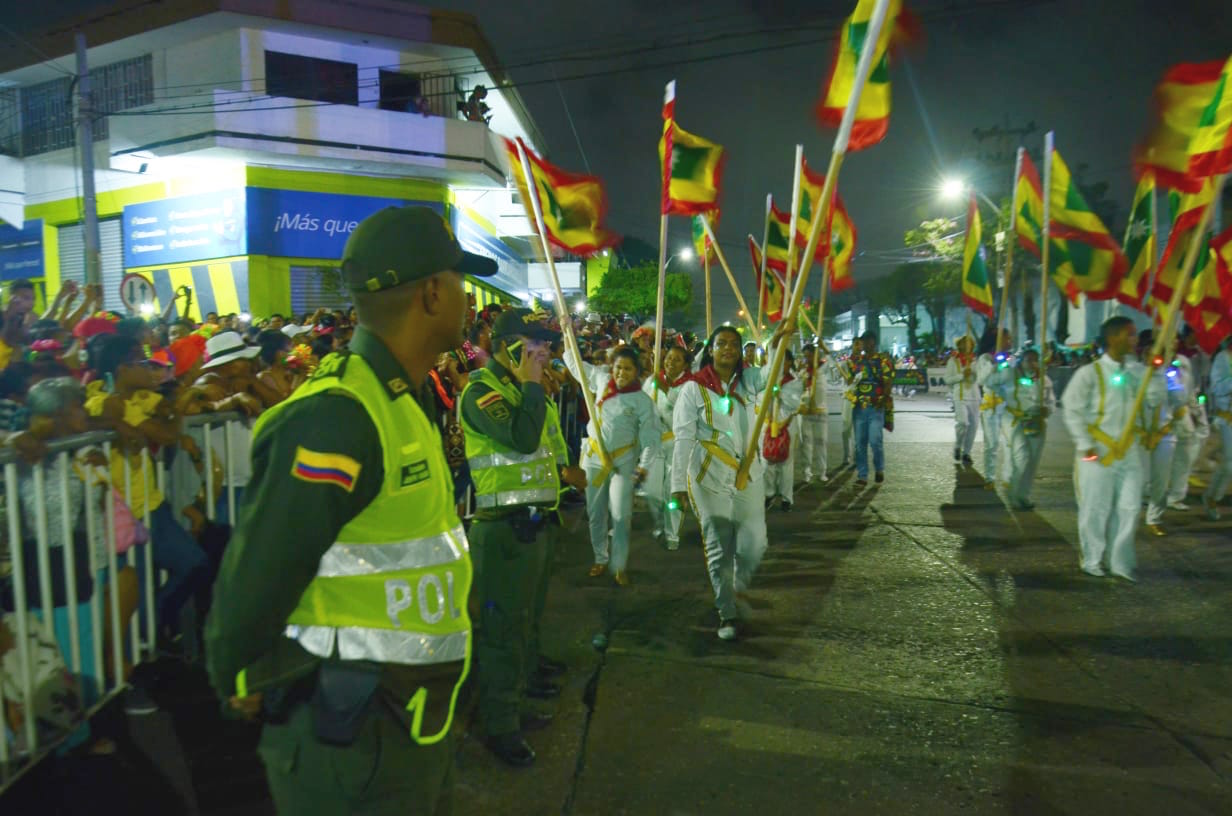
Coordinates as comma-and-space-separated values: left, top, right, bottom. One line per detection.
503, 137, 619, 256
691, 210, 720, 262
765, 201, 793, 271
815, 0, 919, 151
1151, 179, 1217, 312
1014, 151, 1045, 257
660, 81, 725, 215
829, 197, 858, 292
1136, 56, 1232, 193
1048, 148, 1127, 304
1116, 170, 1156, 309
1180, 230, 1232, 354
749, 236, 786, 322
961, 195, 994, 318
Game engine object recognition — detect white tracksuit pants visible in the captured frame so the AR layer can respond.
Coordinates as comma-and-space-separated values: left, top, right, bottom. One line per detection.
1075, 450, 1145, 577
644, 442, 682, 543
1006, 425, 1045, 508
688, 477, 768, 621
981, 407, 1006, 481
585, 458, 637, 572
1144, 435, 1176, 526
800, 415, 829, 480
764, 421, 797, 503
1166, 431, 1200, 505
954, 400, 979, 456
1203, 419, 1232, 505
841, 400, 854, 463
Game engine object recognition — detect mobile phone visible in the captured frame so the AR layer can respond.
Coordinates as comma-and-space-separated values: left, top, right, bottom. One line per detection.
507, 340, 524, 367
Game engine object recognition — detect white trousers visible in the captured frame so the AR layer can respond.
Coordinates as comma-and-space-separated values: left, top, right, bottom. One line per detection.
644, 442, 682, 542
688, 477, 768, 621
585, 459, 636, 572
954, 400, 979, 456
1075, 450, 1145, 577
764, 445, 796, 503
1144, 435, 1176, 526
841, 400, 854, 462
1166, 432, 1200, 505
1203, 419, 1232, 505
800, 415, 828, 479
1006, 425, 1045, 507
981, 407, 1006, 482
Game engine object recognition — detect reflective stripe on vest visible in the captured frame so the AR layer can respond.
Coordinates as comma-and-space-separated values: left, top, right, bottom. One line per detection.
253, 350, 472, 746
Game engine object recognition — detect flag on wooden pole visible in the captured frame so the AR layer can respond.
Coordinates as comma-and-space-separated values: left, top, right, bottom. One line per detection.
749, 236, 786, 321
503, 137, 619, 256
815, 0, 919, 151
1047, 146, 1127, 304
1116, 170, 1156, 309
1135, 57, 1232, 192
660, 81, 726, 215
765, 202, 794, 270
1180, 226, 1232, 354
692, 210, 720, 262
829, 197, 858, 292
961, 195, 994, 318
1152, 179, 1218, 310
1014, 151, 1045, 257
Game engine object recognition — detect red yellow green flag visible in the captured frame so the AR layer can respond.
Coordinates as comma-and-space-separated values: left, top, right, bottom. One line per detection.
815, 0, 919, 151
660, 81, 725, 215
1014, 152, 1045, 257
1136, 57, 1232, 193
749, 236, 786, 322
1116, 171, 1156, 309
961, 196, 994, 318
691, 210, 720, 262
829, 197, 858, 292
765, 202, 793, 270
1048, 148, 1127, 304
503, 138, 619, 256
1181, 231, 1232, 354
1151, 179, 1217, 312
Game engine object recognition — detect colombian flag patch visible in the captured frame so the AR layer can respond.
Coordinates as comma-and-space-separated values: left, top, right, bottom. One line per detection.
292, 447, 361, 492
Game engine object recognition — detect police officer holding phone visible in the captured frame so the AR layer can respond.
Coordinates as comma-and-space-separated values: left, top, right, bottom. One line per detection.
205, 206, 496, 814
460, 308, 583, 767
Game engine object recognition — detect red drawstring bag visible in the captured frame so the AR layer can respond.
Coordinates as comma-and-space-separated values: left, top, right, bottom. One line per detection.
762, 423, 791, 464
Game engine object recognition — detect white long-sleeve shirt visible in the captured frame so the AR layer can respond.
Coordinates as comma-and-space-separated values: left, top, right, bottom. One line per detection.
1061, 354, 1166, 456
1208, 349, 1232, 419
799, 361, 831, 415
985, 363, 1055, 420
944, 355, 980, 403
671, 365, 770, 495
566, 356, 658, 470
642, 375, 685, 440
762, 374, 803, 431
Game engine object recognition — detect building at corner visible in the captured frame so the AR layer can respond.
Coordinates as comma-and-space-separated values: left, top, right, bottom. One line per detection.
0, 0, 552, 319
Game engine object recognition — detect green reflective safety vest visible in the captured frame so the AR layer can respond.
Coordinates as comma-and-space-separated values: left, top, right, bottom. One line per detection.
461, 367, 560, 509
251, 350, 472, 745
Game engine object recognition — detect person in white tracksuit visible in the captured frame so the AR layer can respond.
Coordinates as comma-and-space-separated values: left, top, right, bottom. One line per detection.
985, 348, 1054, 510
1201, 342, 1232, 521
975, 328, 1012, 488
671, 325, 772, 642
762, 349, 803, 511
944, 336, 980, 465
567, 346, 658, 586
1138, 330, 1193, 536
1164, 354, 1202, 510
643, 344, 689, 549
1062, 317, 1166, 581
798, 345, 830, 483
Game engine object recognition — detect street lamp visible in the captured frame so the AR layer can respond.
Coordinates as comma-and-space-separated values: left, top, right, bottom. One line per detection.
939, 176, 1000, 212
574, 300, 586, 313
679, 247, 694, 261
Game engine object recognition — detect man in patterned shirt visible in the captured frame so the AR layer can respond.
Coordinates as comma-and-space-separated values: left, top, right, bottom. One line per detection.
849, 330, 895, 486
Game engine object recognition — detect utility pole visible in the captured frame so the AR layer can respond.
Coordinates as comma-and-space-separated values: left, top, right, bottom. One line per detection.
75, 32, 101, 287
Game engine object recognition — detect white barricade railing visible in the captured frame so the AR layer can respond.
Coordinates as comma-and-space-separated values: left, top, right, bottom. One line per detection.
0, 411, 244, 787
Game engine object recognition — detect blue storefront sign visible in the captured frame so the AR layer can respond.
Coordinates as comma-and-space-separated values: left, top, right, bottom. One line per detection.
453, 208, 527, 296
247, 189, 444, 259
123, 191, 247, 267
0, 219, 44, 280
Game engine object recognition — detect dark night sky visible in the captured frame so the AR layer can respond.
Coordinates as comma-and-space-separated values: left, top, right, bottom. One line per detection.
9, 1, 1232, 322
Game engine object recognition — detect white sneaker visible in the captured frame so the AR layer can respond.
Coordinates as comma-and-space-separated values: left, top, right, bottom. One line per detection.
803, 470, 814, 483
1167, 501, 1189, 511
1081, 565, 1106, 578
717, 620, 738, 641
819, 472, 829, 482
665, 536, 680, 551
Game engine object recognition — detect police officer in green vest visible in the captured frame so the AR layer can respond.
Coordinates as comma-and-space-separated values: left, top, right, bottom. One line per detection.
461, 308, 586, 767
205, 206, 496, 814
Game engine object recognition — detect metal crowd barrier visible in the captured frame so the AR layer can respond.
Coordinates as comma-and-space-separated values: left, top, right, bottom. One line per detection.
0, 411, 243, 788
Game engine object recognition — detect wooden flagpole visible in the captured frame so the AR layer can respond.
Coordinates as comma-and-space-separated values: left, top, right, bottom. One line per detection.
806, 256, 832, 410
515, 140, 612, 472
734, 0, 894, 490
785, 145, 805, 303
1038, 131, 1054, 408
702, 216, 760, 340
654, 212, 669, 377
1114, 171, 1227, 453
757, 193, 772, 331
997, 147, 1023, 352
1143, 174, 1159, 312
704, 245, 713, 337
